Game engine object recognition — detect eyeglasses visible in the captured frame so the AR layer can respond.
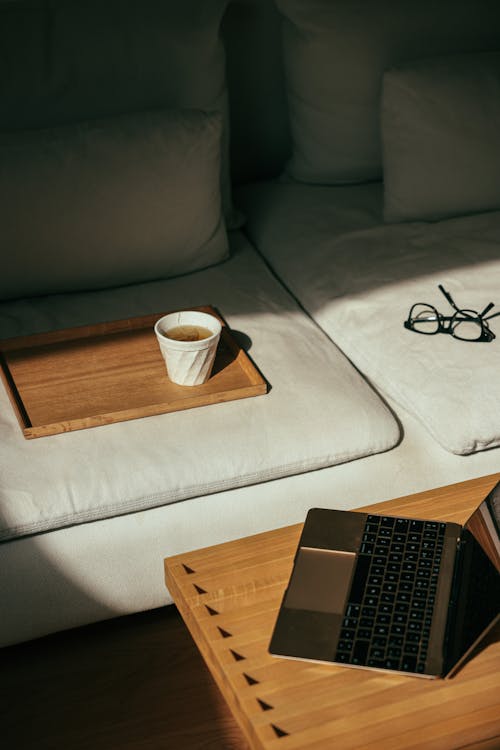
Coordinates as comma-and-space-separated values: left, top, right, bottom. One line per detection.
404, 285, 500, 342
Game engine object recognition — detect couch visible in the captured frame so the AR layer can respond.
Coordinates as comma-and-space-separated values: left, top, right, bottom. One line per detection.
1, 0, 500, 648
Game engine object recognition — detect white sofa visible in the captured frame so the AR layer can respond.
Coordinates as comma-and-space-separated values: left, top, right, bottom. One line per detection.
1, 0, 500, 647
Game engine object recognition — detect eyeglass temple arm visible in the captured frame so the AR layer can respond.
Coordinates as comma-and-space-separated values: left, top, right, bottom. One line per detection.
438, 284, 460, 312
439, 284, 496, 318
480, 302, 495, 317
484, 309, 500, 320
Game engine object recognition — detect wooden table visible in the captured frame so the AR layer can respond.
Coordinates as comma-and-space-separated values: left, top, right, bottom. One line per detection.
164, 474, 500, 750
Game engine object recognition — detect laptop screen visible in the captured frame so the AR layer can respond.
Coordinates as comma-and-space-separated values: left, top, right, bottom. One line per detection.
444, 487, 500, 676
463, 487, 500, 574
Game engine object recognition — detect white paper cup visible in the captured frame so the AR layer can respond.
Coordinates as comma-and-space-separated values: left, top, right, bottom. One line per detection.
154, 310, 222, 386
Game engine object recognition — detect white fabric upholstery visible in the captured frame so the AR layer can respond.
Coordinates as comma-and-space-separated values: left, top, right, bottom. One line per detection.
1, 392, 498, 647
239, 182, 500, 454
0, 232, 399, 542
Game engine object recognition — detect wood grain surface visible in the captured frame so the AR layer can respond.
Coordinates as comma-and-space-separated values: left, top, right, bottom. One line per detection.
0, 306, 267, 438
165, 474, 500, 750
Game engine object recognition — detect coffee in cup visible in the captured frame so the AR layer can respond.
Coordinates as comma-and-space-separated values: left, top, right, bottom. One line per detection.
163, 324, 213, 342
154, 311, 222, 386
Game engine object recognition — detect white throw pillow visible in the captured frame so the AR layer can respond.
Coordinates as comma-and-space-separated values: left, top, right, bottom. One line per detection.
382, 51, 500, 222
0, 109, 229, 300
275, 0, 500, 184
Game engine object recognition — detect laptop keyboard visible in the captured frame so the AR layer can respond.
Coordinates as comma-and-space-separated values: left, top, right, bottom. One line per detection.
335, 515, 446, 674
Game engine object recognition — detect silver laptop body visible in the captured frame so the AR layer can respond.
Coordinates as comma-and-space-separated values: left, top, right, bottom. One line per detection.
269, 483, 500, 678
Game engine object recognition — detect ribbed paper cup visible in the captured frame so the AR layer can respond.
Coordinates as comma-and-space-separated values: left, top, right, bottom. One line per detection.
154, 310, 222, 386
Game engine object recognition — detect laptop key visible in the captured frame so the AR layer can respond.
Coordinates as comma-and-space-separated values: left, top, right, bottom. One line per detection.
390, 624, 405, 635
403, 558, 417, 572
357, 628, 372, 640
342, 617, 358, 629
395, 518, 409, 530
346, 603, 360, 617
401, 655, 417, 672
367, 659, 385, 668
376, 614, 391, 625
340, 627, 355, 640
348, 554, 371, 604
352, 640, 369, 664
337, 640, 352, 652
384, 658, 400, 670
336, 652, 350, 663
388, 635, 403, 647
404, 643, 418, 654
359, 617, 374, 628
381, 516, 395, 527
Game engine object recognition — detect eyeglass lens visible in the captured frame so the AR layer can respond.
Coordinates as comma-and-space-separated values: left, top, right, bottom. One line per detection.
410, 304, 440, 334
451, 311, 485, 341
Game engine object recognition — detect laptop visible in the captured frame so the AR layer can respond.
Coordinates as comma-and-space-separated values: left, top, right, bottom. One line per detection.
269, 482, 500, 678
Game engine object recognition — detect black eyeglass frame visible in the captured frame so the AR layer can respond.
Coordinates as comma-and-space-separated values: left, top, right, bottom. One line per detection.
404, 285, 500, 343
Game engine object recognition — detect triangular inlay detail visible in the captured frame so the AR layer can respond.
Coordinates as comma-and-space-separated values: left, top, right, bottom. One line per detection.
205, 605, 219, 616
257, 698, 273, 712
271, 724, 289, 738
230, 649, 245, 662
182, 564, 195, 574
243, 673, 259, 686
217, 626, 232, 639
194, 584, 207, 595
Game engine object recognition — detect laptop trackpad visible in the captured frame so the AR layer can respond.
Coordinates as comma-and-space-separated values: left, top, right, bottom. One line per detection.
284, 547, 356, 614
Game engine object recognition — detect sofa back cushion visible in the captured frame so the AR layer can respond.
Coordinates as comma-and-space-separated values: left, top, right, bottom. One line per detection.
382, 51, 500, 223
275, 0, 500, 184
0, 109, 228, 300
0, 0, 238, 223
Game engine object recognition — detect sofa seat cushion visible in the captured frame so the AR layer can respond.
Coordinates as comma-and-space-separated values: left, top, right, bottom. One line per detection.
238, 182, 500, 455
0, 232, 399, 542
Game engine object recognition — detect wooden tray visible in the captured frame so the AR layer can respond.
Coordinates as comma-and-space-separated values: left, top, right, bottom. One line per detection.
0, 306, 267, 439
